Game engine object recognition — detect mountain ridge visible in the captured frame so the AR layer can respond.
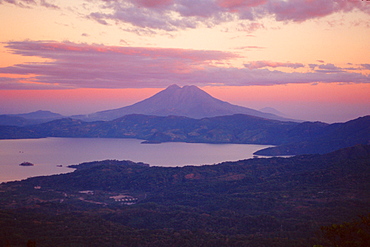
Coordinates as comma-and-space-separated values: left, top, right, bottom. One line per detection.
254, 115, 370, 156
1, 113, 368, 156
0, 110, 65, 127
15, 110, 64, 120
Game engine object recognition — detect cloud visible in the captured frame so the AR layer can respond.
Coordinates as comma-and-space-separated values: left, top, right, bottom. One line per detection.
234, 45, 265, 50
315, 63, 344, 73
0, 76, 64, 89
0, 0, 59, 8
309, 64, 318, 70
132, 0, 174, 8
2, 0, 368, 31
361, 64, 370, 70
201, 66, 369, 86
0, 41, 237, 89
89, 2, 201, 31
265, 0, 368, 22
85, 0, 370, 31
244, 60, 304, 69
311, 63, 370, 73
39, 0, 58, 9
0, 41, 368, 89
236, 22, 265, 32
0, 0, 35, 7
217, 0, 267, 9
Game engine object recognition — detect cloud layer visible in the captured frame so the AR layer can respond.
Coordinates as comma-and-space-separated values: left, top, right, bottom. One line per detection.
0, 41, 368, 89
2, 0, 368, 31
87, 0, 369, 31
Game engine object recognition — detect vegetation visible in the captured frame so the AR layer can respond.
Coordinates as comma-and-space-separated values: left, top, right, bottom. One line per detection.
0, 114, 369, 156
319, 214, 370, 247
0, 145, 369, 246
19, 162, 34, 167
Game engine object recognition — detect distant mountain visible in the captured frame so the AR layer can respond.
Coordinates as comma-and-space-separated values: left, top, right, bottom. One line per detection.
0, 110, 65, 127
259, 107, 287, 117
15, 110, 64, 120
78, 85, 296, 121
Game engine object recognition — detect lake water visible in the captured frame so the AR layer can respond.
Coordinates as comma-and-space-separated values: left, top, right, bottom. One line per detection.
0, 137, 272, 183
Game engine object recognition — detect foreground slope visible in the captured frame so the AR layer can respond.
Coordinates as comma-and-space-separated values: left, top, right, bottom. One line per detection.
0, 145, 369, 246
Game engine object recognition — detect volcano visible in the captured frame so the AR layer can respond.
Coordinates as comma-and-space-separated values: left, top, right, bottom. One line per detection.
82, 84, 293, 121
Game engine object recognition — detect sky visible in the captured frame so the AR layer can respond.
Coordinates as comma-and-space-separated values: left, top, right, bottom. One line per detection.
0, 0, 369, 123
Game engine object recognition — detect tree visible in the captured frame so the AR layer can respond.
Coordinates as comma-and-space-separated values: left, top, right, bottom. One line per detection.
320, 215, 370, 247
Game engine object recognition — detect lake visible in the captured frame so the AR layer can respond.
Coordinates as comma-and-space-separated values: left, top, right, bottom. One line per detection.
0, 137, 272, 183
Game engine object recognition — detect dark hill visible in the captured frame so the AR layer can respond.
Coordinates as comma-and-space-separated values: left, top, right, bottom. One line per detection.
2, 114, 368, 156
27, 114, 299, 144
0, 115, 33, 127
255, 115, 370, 156
80, 85, 295, 121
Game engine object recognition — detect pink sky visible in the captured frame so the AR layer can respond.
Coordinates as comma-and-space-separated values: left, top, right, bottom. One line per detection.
0, 0, 369, 123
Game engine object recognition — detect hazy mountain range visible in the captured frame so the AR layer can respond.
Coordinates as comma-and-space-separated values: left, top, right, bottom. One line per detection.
0, 84, 369, 156
0, 110, 65, 126
1, 85, 293, 126
0, 86, 369, 246
1, 112, 369, 156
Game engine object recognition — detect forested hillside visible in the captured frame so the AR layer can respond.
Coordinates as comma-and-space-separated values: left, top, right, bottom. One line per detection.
1, 114, 369, 156
1, 145, 369, 246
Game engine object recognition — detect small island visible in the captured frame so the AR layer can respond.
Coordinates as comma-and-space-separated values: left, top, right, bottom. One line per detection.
19, 162, 34, 166
141, 140, 162, 144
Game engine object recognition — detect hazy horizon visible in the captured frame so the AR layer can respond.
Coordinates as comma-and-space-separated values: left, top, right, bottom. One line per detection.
1, 84, 369, 123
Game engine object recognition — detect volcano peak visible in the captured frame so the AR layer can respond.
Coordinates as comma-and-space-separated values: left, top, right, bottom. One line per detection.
85, 84, 294, 121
